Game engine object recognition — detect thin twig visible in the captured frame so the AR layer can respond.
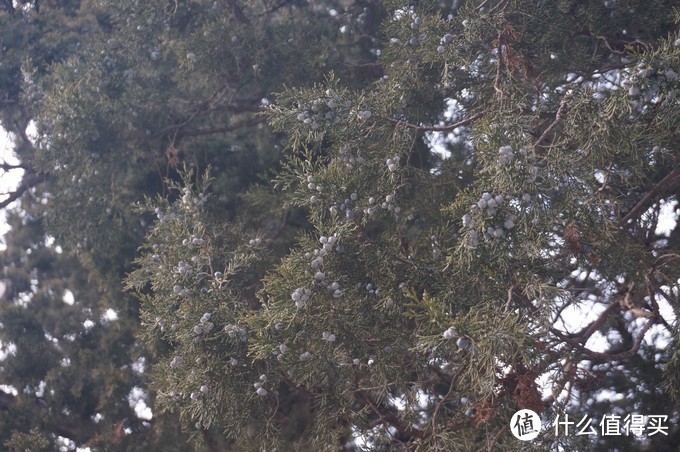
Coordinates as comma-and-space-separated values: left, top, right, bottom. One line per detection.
431, 359, 464, 451
533, 99, 568, 150
475, 0, 493, 10
493, 32, 505, 97
487, 425, 508, 452
504, 284, 515, 313
487, 0, 510, 14
383, 109, 489, 133
644, 273, 674, 331
571, 300, 620, 343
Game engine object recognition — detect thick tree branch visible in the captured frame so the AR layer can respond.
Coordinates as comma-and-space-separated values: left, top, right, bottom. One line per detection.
618, 167, 680, 226
0, 171, 49, 209
255, 0, 292, 18
0, 161, 28, 171
514, 284, 658, 364
570, 300, 620, 343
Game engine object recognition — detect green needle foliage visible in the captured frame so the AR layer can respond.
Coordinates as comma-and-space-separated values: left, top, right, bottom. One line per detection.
2, 0, 680, 450
128, 1, 680, 450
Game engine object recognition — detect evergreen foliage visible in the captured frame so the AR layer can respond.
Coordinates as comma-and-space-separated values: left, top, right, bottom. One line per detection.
1, 0, 679, 450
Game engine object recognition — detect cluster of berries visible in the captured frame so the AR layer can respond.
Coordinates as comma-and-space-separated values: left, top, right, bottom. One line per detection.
623, 58, 678, 102
437, 33, 454, 54
192, 313, 214, 335
223, 324, 247, 342
461, 190, 518, 248
295, 89, 350, 130
337, 145, 367, 168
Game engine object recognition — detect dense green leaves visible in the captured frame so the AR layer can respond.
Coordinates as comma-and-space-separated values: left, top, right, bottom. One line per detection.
1, 0, 679, 450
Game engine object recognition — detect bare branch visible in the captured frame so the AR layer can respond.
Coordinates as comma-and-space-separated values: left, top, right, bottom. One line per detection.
0, 161, 28, 171
532, 98, 569, 150
487, 425, 509, 452
619, 167, 680, 227
0, 171, 49, 210
383, 109, 489, 133
570, 300, 620, 343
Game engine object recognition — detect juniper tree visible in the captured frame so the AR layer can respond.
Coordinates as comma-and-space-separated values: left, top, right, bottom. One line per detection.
3, 0, 680, 450
126, 0, 680, 450
1, 0, 384, 449
0, 2, 197, 449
